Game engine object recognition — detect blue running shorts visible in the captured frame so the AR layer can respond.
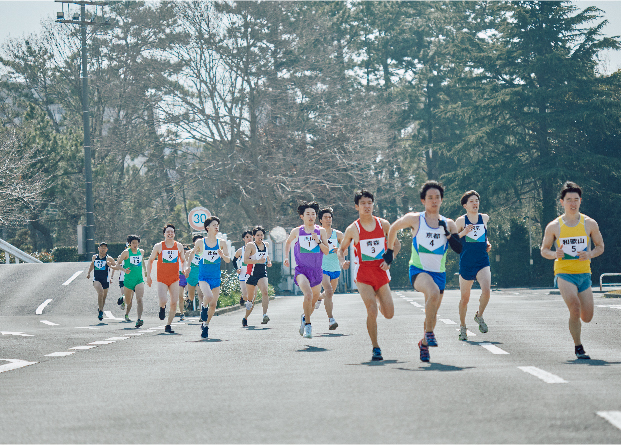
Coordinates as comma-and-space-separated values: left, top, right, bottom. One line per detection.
555, 273, 592, 293
323, 270, 341, 280
409, 265, 446, 293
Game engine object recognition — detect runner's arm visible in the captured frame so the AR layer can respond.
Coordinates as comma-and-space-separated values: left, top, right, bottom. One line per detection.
86, 255, 95, 278
337, 225, 354, 270
283, 228, 299, 267
584, 218, 604, 260
318, 228, 330, 255
387, 213, 417, 250
540, 221, 561, 260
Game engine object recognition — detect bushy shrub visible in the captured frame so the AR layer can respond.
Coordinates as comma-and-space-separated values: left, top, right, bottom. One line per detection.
53, 246, 79, 262
31, 251, 53, 263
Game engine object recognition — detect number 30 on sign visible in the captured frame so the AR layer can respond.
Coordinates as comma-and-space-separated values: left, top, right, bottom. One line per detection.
188, 207, 211, 231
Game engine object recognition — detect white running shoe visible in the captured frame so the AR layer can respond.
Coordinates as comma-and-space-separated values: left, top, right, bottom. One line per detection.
315, 299, 322, 310
328, 318, 338, 330
458, 325, 468, 341
299, 314, 305, 336
261, 314, 270, 324
303, 324, 312, 338
474, 312, 488, 333
245, 300, 253, 311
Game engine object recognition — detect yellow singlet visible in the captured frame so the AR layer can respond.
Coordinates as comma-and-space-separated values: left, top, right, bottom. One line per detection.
554, 214, 591, 275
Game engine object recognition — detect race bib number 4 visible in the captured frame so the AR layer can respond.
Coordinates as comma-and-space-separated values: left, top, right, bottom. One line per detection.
559, 236, 588, 259
162, 249, 179, 264
361, 237, 385, 261
299, 235, 320, 254
465, 224, 486, 242
418, 231, 446, 254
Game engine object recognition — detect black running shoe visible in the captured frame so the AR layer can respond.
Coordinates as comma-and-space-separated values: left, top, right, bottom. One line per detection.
135, 319, 143, 328
242, 317, 248, 327
371, 347, 383, 361
98, 310, 103, 321
159, 307, 165, 320
240, 297, 244, 306
201, 324, 209, 338
575, 344, 591, 360
117, 297, 123, 306
165, 325, 174, 334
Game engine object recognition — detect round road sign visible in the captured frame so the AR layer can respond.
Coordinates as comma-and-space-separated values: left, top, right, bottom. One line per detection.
188, 206, 211, 231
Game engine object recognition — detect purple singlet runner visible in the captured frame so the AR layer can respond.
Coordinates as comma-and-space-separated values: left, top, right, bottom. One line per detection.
294, 225, 324, 287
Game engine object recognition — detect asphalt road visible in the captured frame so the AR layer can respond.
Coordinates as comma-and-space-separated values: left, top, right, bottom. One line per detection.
1, 262, 621, 443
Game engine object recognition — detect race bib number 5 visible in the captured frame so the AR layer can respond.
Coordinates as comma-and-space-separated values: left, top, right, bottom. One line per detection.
559, 236, 588, 259
361, 237, 385, 261
299, 235, 320, 253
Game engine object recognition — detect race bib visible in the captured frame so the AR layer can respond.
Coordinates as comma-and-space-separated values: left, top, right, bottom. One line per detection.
418, 231, 446, 254
327, 238, 339, 253
465, 224, 486, 243
94, 259, 106, 270
129, 254, 142, 266
202, 249, 220, 264
299, 234, 320, 253
191, 254, 200, 266
162, 249, 178, 264
559, 236, 588, 259
360, 237, 385, 261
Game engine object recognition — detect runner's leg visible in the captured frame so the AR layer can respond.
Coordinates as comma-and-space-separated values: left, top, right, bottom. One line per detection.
166, 281, 180, 326
94, 281, 104, 312
458, 276, 474, 327
414, 273, 443, 344
476, 266, 492, 317
356, 281, 381, 348
258, 277, 269, 316
206, 287, 220, 324
134, 284, 144, 320
297, 274, 314, 324
557, 277, 583, 345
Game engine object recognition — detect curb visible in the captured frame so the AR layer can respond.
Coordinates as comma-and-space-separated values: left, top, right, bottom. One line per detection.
603, 293, 621, 298
184, 295, 277, 317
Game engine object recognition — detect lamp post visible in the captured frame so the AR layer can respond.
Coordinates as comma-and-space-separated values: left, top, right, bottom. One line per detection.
55, 1, 109, 257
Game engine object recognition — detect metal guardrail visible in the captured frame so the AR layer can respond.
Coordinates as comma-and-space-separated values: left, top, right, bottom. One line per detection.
0, 238, 42, 264
600, 273, 621, 292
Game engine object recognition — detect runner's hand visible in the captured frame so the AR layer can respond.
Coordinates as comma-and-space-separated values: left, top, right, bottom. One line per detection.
577, 250, 591, 261
437, 219, 450, 236
341, 260, 350, 270
555, 248, 564, 259
284, 259, 290, 267
486, 241, 492, 252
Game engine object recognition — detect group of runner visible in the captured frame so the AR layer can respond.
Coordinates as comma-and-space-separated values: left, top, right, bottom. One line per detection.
86, 180, 604, 363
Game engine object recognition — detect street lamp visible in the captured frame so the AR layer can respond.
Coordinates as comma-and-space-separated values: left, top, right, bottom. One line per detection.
55, 0, 109, 257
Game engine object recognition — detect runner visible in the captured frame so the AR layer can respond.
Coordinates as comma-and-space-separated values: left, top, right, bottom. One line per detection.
146, 224, 186, 334
116, 235, 147, 327
185, 235, 204, 312
242, 226, 272, 327
284, 202, 330, 339
385, 180, 462, 362
185, 216, 231, 338
85, 242, 119, 321
317, 207, 343, 330
541, 181, 604, 360
232, 230, 257, 326
455, 190, 493, 341
338, 189, 400, 361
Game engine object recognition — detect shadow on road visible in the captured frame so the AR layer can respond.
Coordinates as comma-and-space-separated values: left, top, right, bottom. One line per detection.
564, 359, 621, 366
186, 338, 224, 343
297, 345, 329, 353
350, 359, 405, 367
246, 326, 270, 331
396, 363, 475, 372
315, 333, 349, 338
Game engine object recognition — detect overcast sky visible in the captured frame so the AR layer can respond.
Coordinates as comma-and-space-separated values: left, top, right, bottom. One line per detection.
0, 0, 620, 74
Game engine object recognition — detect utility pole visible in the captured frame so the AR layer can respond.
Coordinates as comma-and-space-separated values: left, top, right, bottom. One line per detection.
55, 1, 109, 257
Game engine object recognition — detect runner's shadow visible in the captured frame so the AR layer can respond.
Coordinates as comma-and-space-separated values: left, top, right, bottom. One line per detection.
316, 333, 349, 338
296, 345, 329, 353
564, 359, 621, 366
96, 322, 108, 326
397, 363, 475, 372
465, 340, 505, 346
247, 326, 270, 331
186, 338, 223, 343
158, 332, 180, 336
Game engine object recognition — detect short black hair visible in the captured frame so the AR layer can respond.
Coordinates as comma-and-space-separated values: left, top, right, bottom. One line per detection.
241, 230, 252, 239
253, 225, 266, 236
98, 242, 108, 247
298, 201, 320, 216
192, 234, 204, 243
420, 180, 444, 200
204, 216, 220, 230
354, 189, 374, 205
162, 224, 175, 234
559, 181, 582, 200
460, 190, 480, 206
318, 207, 333, 220
127, 234, 140, 244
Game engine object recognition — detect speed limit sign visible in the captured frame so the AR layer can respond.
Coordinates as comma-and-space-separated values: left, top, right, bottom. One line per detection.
188, 206, 211, 231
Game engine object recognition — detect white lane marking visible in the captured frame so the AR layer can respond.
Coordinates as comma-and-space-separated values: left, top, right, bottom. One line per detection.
62, 270, 83, 286
1, 331, 34, 337
0, 359, 37, 374
597, 411, 621, 431
596, 305, 621, 309
45, 352, 75, 357
456, 328, 477, 337
75, 327, 99, 330
439, 319, 457, 325
89, 341, 115, 345
480, 343, 509, 354
410, 302, 423, 307
40, 320, 59, 326
518, 366, 567, 383
36, 299, 53, 315
69, 346, 97, 350
104, 311, 122, 320
105, 337, 129, 341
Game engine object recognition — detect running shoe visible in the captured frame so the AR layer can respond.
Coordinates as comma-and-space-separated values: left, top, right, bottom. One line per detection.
418, 339, 430, 362
474, 312, 488, 333
135, 319, 143, 328
201, 324, 209, 338
165, 325, 174, 334
328, 318, 338, 330
458, 326, 468, 341
159, 307, 166, 320
117, 296, 123, 306
121, 301, 125, 310
425, 331, 438, 347
575, 344, 591, 360
299, 314, 305, 336
125, 314, 131, 322
245, 300, 253, 311
179, 313, 185, 322
242, 317, 248, 327
315, 299, 322, 310
239, 297, 245, 306
200, 307, 208, 323
261, 314, 270, 324
98, 310, 103, 321
303, 324, 312, 339
371, 347, 383, 361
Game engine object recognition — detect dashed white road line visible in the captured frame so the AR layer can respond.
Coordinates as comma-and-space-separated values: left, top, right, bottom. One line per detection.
1, 331, 34, 337
597, 411, 621, 431
480, 343, 509, 354
0, 359, 37, 374
35, 299, 53, 315
439, 319, 457, 325
104, 311, 122, 320
410, 302, 423, 307
40, 320, 59, 326
105, 337, 129, 341
75, 327, 99, 330
518, 366, 567, 383
89, 341, 115, 345
62, 270, 83, 286
45, 352, 75, 357
455, 328, 477, 337
69, 346, 97, 350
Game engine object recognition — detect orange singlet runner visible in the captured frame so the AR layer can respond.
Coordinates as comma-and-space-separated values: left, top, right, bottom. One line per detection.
157, 241, 181, 286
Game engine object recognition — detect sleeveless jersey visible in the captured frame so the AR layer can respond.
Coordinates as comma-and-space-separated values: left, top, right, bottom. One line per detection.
409, 212, 448, 273
294, 225, 323, 270
240, 245, 253, 275
354, 217, 386, 268
459, 213, 489, 268
93, 254, 110, 283
249, 242, 268, 278
322, 229, 340, 272
157, 241, 181, 282
199, 238, 221, 279
554, 214, 591, 275
124, 249, 143, 282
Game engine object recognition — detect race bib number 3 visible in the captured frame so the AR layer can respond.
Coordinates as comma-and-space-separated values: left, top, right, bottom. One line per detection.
162, 249, 179, 264
465, 224, 486, 242
559, 236, 588, 259
361, 237, 385, 261
299, 235, 320, 254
